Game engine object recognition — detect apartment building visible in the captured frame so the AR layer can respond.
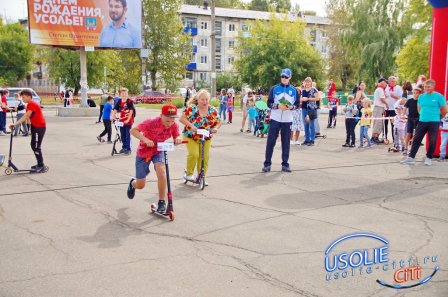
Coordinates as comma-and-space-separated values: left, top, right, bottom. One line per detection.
180, 4, 330, 87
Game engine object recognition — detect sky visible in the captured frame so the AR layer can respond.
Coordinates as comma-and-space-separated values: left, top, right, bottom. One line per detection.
0, 0, 327, 22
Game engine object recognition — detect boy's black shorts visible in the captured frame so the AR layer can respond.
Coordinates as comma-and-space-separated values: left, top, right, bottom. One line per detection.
407, 118, 419, 134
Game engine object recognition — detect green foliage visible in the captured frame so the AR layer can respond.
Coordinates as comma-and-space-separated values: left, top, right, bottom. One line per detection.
396, 0, 431, 82
143, 0, 191, 90
326, 0, 410, 89
184, 0, 246, 8
0, 22, 34, 84
248, 0, 291, 12
216, 72, 242, 92
235, 14, 323, 90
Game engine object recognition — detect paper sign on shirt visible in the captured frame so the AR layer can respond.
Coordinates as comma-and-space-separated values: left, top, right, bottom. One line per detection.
157, 142, 174, 152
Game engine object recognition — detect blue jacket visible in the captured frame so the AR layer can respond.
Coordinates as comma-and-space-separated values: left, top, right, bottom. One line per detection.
267, 83, 300, 123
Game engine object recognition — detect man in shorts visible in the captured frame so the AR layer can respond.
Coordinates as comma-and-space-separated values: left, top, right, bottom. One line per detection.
127, 104, 182, 213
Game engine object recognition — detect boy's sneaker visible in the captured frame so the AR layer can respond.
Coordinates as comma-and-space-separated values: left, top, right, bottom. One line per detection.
31, 166, 46, 173
127, 178, 136, 199
302, 141, 309, 145
437, 156, 445, 162
342, 143, 350, 147
119, 148, 127, 153
358, 145, 363, 148
0, 131, 6, 136
400, 157, 416, 165
107, 141, 113, 144
30, 164, 38, 170
240, 129, 243, 132
157, 200, 166, 213
262, 165, 271, 172
124, 150, 131, 155
424, 157, 432, 166
308, 141, 315, 146
97, 136, 104, 143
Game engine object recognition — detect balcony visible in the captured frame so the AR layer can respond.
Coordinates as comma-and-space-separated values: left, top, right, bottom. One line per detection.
186, 63, 197, 71
183, 26, 198, 36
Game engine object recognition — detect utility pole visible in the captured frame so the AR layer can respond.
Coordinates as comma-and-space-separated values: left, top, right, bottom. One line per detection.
141, 5, 147, 92
210, 0, 216, 99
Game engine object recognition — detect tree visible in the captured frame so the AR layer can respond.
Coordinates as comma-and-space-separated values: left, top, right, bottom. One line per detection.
143, 0, 191, 90
326, 0, 410, 89
45, 49, 141, 95
184, 0, 246, 8
396, 0, 432, 82
235, 14, 323, 90
0, 22, 34, 85
249, 0, 291, 12
216, 72, 242, 92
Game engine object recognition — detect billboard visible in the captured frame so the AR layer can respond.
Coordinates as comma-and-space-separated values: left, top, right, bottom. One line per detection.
28, 0, 142, 49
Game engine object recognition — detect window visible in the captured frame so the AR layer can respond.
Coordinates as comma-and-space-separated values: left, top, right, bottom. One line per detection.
242, 23, 250, 32
185, 72, 193, 80
183, 17, 197, 28
321, 45, 327, 54
190, 53, 196, 62
199, 72, 207, 81
310, 30, 317, 42
200, 38, 208, 47
216, 38, 221, 53
228, 56, 235, 64
200, 56, 208, 64
228, 24, 235, 32
216, 57, 221, 70
228, 40, 235, 49
215, 21, 222, 36
321, 31, 327, 38
200, 21, 208, 30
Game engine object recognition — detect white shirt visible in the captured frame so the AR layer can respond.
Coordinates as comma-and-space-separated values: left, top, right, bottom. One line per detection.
385, 85, 403, 111
373, 87, 386, 108
16, 99, 27, 115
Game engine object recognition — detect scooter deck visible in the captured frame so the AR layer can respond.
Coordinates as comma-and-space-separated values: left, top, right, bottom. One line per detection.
150, 203, 174, 221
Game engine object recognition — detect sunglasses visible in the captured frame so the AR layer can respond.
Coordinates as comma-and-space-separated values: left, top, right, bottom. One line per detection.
281, 75, 290, 79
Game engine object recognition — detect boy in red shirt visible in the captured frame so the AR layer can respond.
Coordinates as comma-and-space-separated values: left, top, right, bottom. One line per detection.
9, 89, 47, 173
327, 91, 339, 128
127, 104, 182, 213
112, 88, 135, 155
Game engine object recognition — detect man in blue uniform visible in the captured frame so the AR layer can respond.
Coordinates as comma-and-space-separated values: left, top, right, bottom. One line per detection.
262, 68, 300, 173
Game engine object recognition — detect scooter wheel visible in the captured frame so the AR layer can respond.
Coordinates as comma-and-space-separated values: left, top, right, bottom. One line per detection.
168, 211, 174, 221
5, 167, 12, 175
199, 178, 205, 190
150, 203, 157, 213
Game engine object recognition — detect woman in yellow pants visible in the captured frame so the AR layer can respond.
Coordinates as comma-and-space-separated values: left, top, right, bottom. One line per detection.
179, 90, 221, 184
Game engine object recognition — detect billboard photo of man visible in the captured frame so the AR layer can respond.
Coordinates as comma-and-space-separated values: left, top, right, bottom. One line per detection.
99, 0, 142, 48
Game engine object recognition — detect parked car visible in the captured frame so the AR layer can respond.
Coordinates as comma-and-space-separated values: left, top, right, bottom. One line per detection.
130, 90, 173, 104
177, 87, 187, 98
0, 87, 41, 108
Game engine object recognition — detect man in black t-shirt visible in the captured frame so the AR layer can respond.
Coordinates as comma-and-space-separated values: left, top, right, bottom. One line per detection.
403, 85, 421, 154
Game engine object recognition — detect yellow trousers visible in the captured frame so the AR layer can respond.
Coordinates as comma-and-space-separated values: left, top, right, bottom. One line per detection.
185, 138, 211, 176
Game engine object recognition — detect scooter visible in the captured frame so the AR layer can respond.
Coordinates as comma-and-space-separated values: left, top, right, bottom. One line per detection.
150, 140, 188, 221
111, 121, 124, 156
3, 127, 48, 175
183, 129, 209, 190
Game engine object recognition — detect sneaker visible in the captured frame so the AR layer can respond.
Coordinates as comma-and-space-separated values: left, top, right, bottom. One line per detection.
31, 165, 46, 173
30, 164, 38, 170
402, 149, 408, 155
97, 136, 104, 143
350, 144, 355, 147
119, 148, 127, 153
281, 166, 292, 173
184, 173, 196, 182
316, 133, 321, 136
262, 165, 271, 172
107, 141, 113, 144
424, 157, 432, 166
240, 129, 243, 132
342, 143, 350, 147
0, 131, 6, 136
124, 150, 131, 155
301, 141, 309, 145
156, 200, 166, 213
127, 178, 136, 199
400, 157, 416, 165
308, 141, 314, 146
326, 125, 331, 128
204, 180, 209, 186
296, 141, 301, 146
437, 156, 445, 162
246, 129, 251, 133
358, 145, 363, 148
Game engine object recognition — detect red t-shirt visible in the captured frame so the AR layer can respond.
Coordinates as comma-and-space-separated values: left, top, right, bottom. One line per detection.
1, 96, 7, 112
136, 117, 180, 159
115, 99, 134, 126
328, 97, 339, 108
26, 100, 46, 128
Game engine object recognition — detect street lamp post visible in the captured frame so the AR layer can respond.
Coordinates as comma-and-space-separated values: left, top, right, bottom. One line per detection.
210, 0, 216, 99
